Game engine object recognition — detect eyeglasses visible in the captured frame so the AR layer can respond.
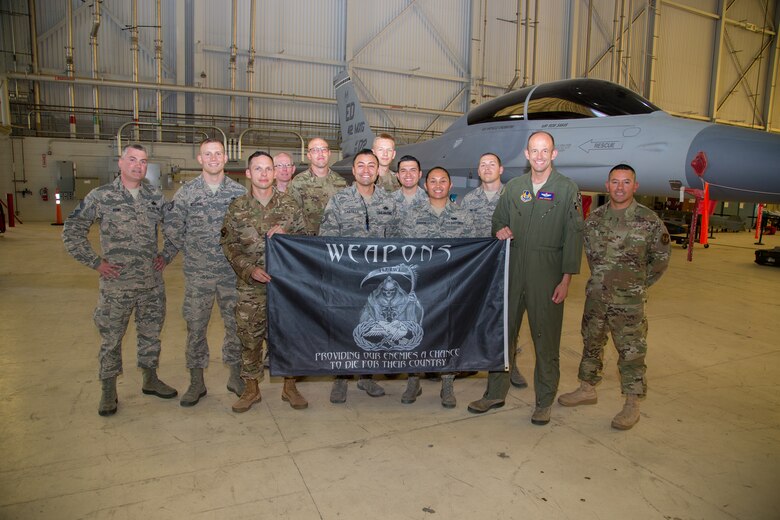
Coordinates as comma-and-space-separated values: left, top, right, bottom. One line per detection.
308, 147, 330, 154
274, 163, 294, 169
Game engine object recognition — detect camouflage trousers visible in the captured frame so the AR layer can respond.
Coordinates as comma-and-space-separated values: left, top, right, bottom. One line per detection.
578, 298, 648, 396
93, 284, 166, 380
235, 285, 267, 380
182, 274, 241, 369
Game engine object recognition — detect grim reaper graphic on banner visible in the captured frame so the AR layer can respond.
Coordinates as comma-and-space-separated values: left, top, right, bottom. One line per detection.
353, 264, 424, 351
265, 235, 508, 376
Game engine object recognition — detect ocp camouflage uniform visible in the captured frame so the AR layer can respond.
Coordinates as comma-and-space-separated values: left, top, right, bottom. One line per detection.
320, 185, 398, 238
397, 200, 477, 239
461, 184, 504, 237
287, 168, 347, 235
221, 190, 307, 379
579, 199, 670, 396
163, 175, 247, 369
392, 187, 428, 221
376, 170, 400, 193
63, 176, 166, 379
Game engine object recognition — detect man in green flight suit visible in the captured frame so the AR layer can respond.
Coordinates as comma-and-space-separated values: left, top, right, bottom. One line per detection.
468, 131, 584, 426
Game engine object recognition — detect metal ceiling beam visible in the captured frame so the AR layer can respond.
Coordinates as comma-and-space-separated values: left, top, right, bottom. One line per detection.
707, 0, 726, 123
718, 30, 773, 124
6, 71, 464, 118
762, 0, 779, 131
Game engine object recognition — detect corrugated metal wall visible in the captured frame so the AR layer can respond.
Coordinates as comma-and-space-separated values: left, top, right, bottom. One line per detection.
1, 0, 778, 140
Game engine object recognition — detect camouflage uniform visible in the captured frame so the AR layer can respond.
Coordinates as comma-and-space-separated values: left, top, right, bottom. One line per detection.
287, 168, 347, 235
376, 170, 400, 193
579, 199, 670, 396
397, 200, 477, 239
396, 200, 475, 394
163, 175, 247, 369
63, 176, 167, 379
320, 185, 398, 238
392, 187, 428, 221
461, 184, 504, 237
221, 190, 307, 379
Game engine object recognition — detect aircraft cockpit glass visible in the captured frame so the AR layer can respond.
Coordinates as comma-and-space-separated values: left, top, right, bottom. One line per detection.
467, 85, 534, 125
526, 97, 603, 119
467, 79, 660, 125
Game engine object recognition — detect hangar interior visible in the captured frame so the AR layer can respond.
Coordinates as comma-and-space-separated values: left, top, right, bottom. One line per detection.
1, 1, 779, 519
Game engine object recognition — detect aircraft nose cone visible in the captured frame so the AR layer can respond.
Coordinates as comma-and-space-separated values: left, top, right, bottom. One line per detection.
687, 125, 780, 202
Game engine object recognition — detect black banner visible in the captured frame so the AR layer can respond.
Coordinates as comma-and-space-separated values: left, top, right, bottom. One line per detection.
266, 236, 508, 376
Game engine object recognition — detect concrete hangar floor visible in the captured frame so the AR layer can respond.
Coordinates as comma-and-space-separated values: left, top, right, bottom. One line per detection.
0, 222, 778, 520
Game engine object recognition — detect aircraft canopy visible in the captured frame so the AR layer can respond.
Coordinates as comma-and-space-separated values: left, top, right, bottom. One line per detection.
467, 78, 660, 125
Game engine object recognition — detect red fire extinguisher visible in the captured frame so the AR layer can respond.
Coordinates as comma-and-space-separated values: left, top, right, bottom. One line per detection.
40, 187, 49, 201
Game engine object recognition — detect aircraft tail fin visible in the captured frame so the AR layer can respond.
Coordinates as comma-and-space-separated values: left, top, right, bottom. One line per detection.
334, 71, 376, 159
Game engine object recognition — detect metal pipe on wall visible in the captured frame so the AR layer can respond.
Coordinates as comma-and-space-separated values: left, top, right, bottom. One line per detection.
11, 71, 462, 122
507, 0, 523, 91
155, 0, 163, 142
131, 0, 140, 141
523, 0, 530, 87
707, 0, 726, 124
585, 0, 593, 77
479, 0, 487, 98
247, 0, 256, 121
66, 0, 76, 138
624, 0, 633, 87
616, 0, 625, 86
237, 128, 305, 163
645, 0, 660, 100
89, 0, 102, 139
229, 0, 237, 132
8, 72, 463, 118
610, 0, 619, 83
531, 0, 538, 85
28, 0, 41, 132
764, 5, 780, 132
116, 121, 222, 155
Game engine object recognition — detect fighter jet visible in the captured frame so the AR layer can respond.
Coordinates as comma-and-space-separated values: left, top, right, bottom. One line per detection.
333, 71, 780, 203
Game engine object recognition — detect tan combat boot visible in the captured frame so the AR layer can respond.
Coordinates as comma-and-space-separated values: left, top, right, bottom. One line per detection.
557, 381, 598, 407
611, 394, 640, 430
281, 377, 308, 410
232, 378, 261, 413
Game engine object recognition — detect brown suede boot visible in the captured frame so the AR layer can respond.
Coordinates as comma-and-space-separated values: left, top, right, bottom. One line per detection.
232, 378, 261, 413
611, 394, 640, 430
281, 377, 308, 410
558, 381, 598, 407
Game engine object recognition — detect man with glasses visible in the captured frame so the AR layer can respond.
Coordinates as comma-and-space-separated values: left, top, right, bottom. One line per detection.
287, 138, 347, 235
320, 149, 399, 403
272, 152, 295, 193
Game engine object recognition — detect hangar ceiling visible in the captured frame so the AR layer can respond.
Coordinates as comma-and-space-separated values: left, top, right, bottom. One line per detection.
1, 0, 777, 150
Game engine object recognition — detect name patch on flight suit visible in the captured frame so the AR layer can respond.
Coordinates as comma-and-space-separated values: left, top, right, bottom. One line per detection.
537, 191, 555, 201
520, 190, 533, 203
